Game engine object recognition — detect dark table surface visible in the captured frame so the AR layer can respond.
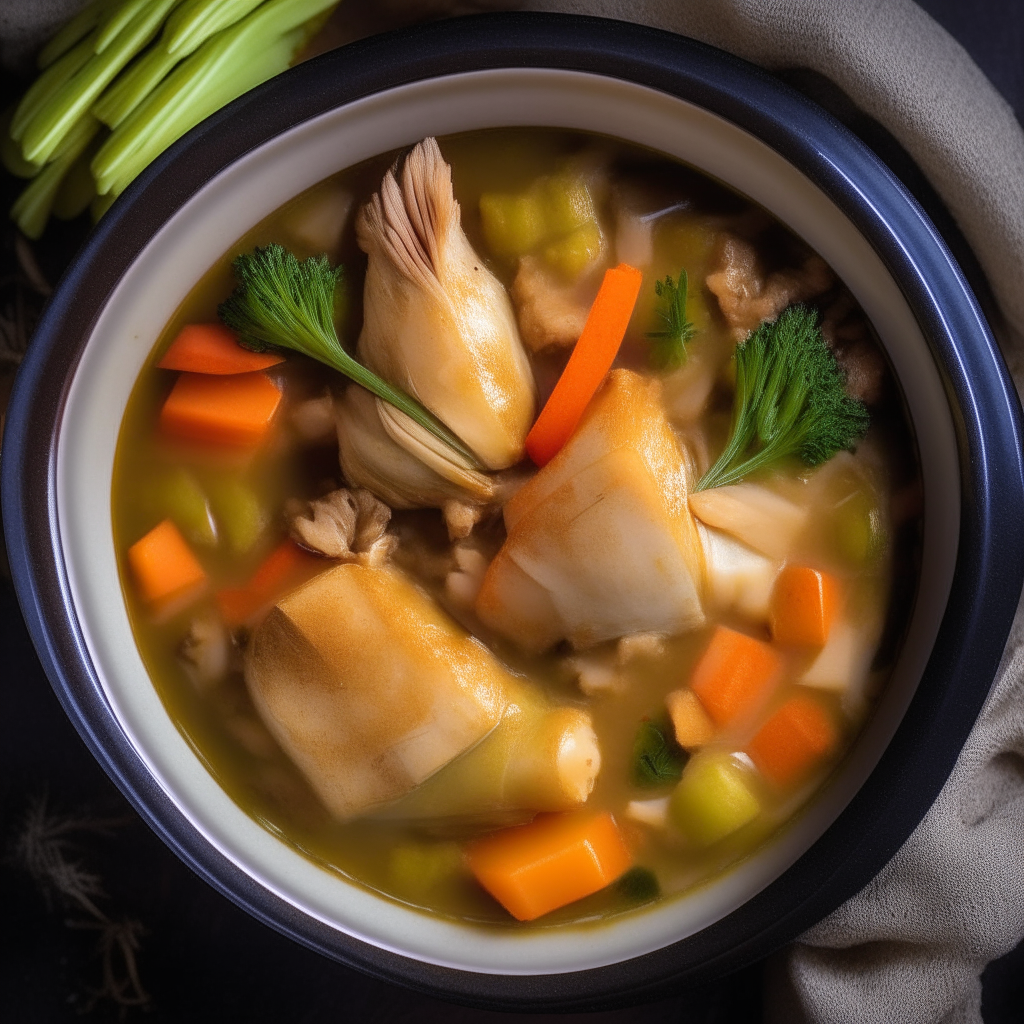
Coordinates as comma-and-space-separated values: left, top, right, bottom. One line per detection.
2, 1, 1023, 1020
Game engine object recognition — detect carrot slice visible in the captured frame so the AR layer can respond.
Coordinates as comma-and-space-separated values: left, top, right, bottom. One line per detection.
127, 519, 206, 607
157, 323, 285, 375
217, 539, 322, 626
466, 811, 632, 921
746, 695, 837, 787
160, 371, 282, 448
525, 263, 642, 466
769, 565, 840, 647
690, 625, 782, 727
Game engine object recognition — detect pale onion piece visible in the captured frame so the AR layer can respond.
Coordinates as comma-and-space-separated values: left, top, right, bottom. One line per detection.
245, 564, 510, 821
374, 679, 600, 825
356, 137, 535, 470
567, 649, 624, 697
336, 385, 494, 509
801, 617, 881, 715
479, 369, 705, 650
626, 796, 671, 829
614, 207, 655, 268
697, 523, 779, 623
444, 543, 489, 608
689, 482, 808, 561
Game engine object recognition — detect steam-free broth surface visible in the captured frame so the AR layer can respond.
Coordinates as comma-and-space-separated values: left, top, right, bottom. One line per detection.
112, 128, 921, 927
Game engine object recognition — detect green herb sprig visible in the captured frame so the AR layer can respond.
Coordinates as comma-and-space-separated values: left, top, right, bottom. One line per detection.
218, 244, 482, 469
631, 716, 687, 788
646, 268, 697, 371
696, 304, 870, 491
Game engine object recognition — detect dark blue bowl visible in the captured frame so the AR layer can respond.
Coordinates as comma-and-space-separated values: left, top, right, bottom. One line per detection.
3, 12, 1022, 1011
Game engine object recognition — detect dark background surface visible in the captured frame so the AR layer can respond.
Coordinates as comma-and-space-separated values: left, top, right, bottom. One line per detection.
2, 1, 1023, 1020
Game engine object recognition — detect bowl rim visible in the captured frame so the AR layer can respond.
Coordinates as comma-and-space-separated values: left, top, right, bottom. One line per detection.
3, 11, 1023, 1011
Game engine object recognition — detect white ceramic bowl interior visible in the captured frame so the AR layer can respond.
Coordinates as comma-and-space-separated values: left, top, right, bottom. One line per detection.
56, 69, 959, 974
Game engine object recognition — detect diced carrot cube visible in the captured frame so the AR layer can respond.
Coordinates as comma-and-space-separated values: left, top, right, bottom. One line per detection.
690, 625, 782, 727
466, 811, 632, 921
160, 371, 282, 448
217, 539, 322, 626
127, 519, 206, 606
157, 323, 285, 375
746, 695, 837, 787
665, 688, 715, 749
769, 565, 839, 647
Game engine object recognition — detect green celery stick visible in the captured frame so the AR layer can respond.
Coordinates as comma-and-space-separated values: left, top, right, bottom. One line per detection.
164, 0, 266, 57
207, 476, 267, 553
37, 0, 111, 69
96, 26, 301, 196
53, 145, 99, 219
11, 115, 101, 238
94, 0, 153, 53
2, 107, 41, 178
10, 35, 95, 141
94, 0, 336, 195
20, 0, 179, 166
93, 42, 180, 127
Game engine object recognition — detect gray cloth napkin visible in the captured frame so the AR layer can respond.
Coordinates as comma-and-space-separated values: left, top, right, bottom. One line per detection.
4, 1, 1023, 1020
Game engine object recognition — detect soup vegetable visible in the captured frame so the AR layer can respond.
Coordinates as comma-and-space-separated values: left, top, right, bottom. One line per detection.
112, 129, 921, 926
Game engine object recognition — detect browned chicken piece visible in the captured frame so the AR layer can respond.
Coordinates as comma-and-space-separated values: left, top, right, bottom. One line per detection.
289, 392, 336, 444
287, 487, 395, 565
179, 612, 230, 690
511, 255, 595, 352
821, 295, 886, 404
705, 234, 833, 340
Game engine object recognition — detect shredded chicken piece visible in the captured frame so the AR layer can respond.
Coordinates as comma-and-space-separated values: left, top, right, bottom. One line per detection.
705, 235, 833, 340
442, 499, 484, 540
511, 255, 593, 352
290, 392, 336, 443
179, 613, 230, 690
821, 297, 886, 404
287, 487, 395, 565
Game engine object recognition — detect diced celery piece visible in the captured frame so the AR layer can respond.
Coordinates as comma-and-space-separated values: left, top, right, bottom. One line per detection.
479, 191, 546, 258
207, 476, 269, 554
541, 173, 596, 236
669, 753, 761, 846
543, 221, 603, 280
835, 490, 884, 566
147, 468, 217, 546
389, 841, 464, 895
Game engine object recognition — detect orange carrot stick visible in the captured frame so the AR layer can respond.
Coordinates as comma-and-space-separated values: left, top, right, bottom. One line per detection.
466, 811, 632, 921
157, 324, 285, 374
690, 625, 782, 727
769, 565, 840, 647
160, 371, 283, 448
127, 519, 206, 607
525, 263, 642, 466
746, 695, 837, 787
217, 539, 322, 626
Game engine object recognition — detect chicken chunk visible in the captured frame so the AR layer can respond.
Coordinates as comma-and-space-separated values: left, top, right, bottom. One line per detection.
286, 487, 394, 565
511, 254, 595, 352
245, 564, 511, 820
476, 369, 706, 651
705, 234, 832, 340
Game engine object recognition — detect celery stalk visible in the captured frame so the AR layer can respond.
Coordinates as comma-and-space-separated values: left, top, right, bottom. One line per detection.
93, 43, 180, 128
164, 0, 266, 57
20, 0, 179, 166
93, 0, 336, 196
11, 115, 101, 238
53, 144, 100, 219
38, 0, 111, 69
2, 107, 42, 178
94, 0, 152, 53
11, 35, 95, 142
